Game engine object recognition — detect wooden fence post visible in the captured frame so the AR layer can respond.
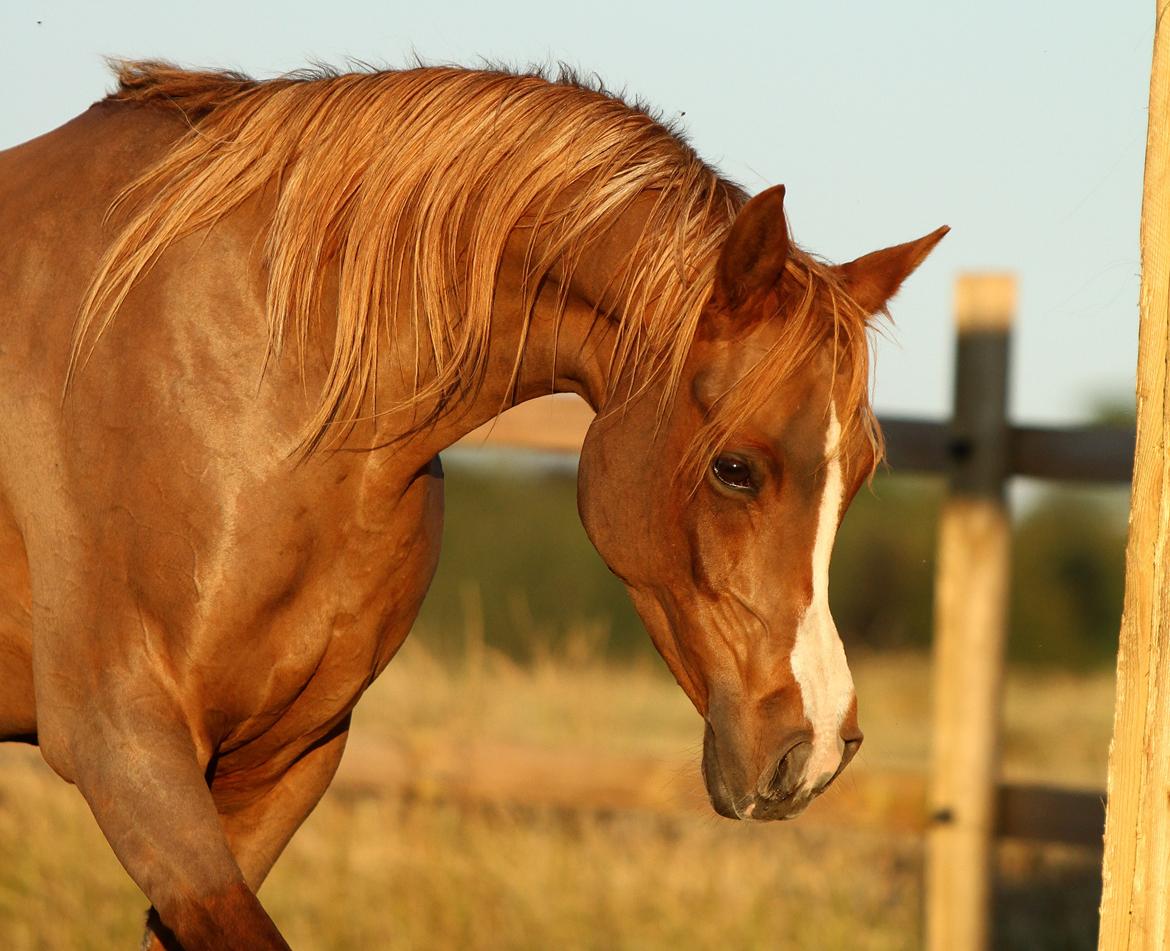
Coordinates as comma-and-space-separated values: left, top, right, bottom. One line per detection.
1098, 2, 1170, 947
925, 273, 1016, 951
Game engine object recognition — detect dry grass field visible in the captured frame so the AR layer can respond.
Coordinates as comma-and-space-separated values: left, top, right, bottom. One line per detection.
0, 634, 1114, 950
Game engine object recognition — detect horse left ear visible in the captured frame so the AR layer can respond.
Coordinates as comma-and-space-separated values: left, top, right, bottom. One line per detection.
836, 225, 950, 315
715, 184, 791, 312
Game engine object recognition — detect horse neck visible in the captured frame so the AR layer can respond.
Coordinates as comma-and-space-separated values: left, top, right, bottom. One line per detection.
379, 198, 667, 463
364, 268, 609, 471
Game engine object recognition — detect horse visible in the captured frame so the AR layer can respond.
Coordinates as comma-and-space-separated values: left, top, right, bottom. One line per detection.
0, 60, 946, 949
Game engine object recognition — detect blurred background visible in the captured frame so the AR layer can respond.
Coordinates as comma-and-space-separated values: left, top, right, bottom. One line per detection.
0, 2, 1147, 949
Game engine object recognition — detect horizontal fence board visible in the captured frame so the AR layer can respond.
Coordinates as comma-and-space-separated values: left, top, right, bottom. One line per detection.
334, 734, 1103, 847
995, 782, 1105, 847
864, 417, 1134, 485
455, 398, 1133, 485
457, 395, 593, 454
879, 417, 952, 474
1010, 424, 1135, 484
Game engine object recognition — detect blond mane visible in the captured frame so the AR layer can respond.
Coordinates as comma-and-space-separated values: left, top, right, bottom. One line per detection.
70, 60, 880, 474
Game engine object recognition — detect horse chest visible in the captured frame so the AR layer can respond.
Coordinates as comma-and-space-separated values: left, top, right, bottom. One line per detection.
210, 461, 444, 758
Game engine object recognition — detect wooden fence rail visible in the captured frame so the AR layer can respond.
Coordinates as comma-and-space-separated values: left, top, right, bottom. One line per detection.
459, 401, 1135, 486
334, 733, 1105, 847
880, 417, 1135, 484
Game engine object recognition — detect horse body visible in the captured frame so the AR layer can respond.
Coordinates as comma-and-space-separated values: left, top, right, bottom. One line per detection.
0, 107, 459, 944
0, 104, 434, 762
0, 63, 945, 948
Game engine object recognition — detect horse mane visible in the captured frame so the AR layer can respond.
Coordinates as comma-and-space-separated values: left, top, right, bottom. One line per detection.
70, 59, 880, 475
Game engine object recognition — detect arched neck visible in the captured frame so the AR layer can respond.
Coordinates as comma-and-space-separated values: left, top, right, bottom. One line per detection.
358, 194, 674, 469
371, 277, 618, 469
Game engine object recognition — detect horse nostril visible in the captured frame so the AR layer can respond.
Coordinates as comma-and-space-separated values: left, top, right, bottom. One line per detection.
765, 740, 813, 800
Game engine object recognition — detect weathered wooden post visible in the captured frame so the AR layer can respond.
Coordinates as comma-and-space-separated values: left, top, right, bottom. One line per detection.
925, 273, 1016, 951
1098, 2, 1170, 947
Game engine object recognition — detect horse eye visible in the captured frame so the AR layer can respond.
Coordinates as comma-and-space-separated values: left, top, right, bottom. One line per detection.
711, 455, 755, 492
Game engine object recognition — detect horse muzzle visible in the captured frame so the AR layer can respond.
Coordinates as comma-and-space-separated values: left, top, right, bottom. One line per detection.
701, 721, 863, 821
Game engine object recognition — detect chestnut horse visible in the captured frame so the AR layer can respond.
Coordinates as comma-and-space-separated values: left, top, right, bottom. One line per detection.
0, 62, 945, 948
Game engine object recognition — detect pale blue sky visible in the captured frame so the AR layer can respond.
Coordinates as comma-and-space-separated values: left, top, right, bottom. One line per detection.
0, 1, 1152, 424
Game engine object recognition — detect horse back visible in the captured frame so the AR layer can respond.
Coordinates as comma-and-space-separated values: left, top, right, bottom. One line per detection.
0, 100, 192, 471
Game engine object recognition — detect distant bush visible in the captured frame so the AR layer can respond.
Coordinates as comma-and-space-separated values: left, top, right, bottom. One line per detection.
1010, 486, 1127, 668
830, 474, 943, 653
833, 475, 1127, 669
416, 452, 641, 661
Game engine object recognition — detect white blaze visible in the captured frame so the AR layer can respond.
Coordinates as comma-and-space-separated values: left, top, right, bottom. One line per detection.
788, 403, 854, 788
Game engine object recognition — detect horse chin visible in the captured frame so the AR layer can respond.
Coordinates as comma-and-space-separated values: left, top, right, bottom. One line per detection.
701, 721, 740, 819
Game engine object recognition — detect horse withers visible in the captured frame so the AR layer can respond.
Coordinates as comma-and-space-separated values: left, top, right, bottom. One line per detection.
0, 61, 945, 948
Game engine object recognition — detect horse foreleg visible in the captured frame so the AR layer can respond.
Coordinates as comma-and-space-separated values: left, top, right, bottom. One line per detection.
138, 716, 352, 950
221, 715, 352, 888
39, 697, 289, 950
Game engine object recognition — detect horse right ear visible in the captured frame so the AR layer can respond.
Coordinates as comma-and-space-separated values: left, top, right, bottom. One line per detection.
714, 185, 790, 314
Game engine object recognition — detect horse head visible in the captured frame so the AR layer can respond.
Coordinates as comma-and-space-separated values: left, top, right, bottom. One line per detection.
578, 185, 946, 820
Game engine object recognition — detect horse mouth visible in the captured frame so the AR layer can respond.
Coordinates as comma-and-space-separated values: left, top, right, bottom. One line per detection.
741, 794, 816, 822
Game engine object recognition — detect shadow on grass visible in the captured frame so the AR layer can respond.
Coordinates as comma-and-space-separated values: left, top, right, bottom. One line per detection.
993, 843, 1101, 951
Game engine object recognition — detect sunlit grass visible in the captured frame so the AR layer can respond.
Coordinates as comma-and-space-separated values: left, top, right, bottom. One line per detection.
0, 636, 1112, 950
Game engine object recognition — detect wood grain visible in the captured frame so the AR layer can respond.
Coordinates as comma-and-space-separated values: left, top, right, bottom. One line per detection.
1099, 3, 1170, 948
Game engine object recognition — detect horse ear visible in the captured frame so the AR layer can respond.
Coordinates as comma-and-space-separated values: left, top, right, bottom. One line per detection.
715, 184, 790, 311
836, 225, 950, 315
